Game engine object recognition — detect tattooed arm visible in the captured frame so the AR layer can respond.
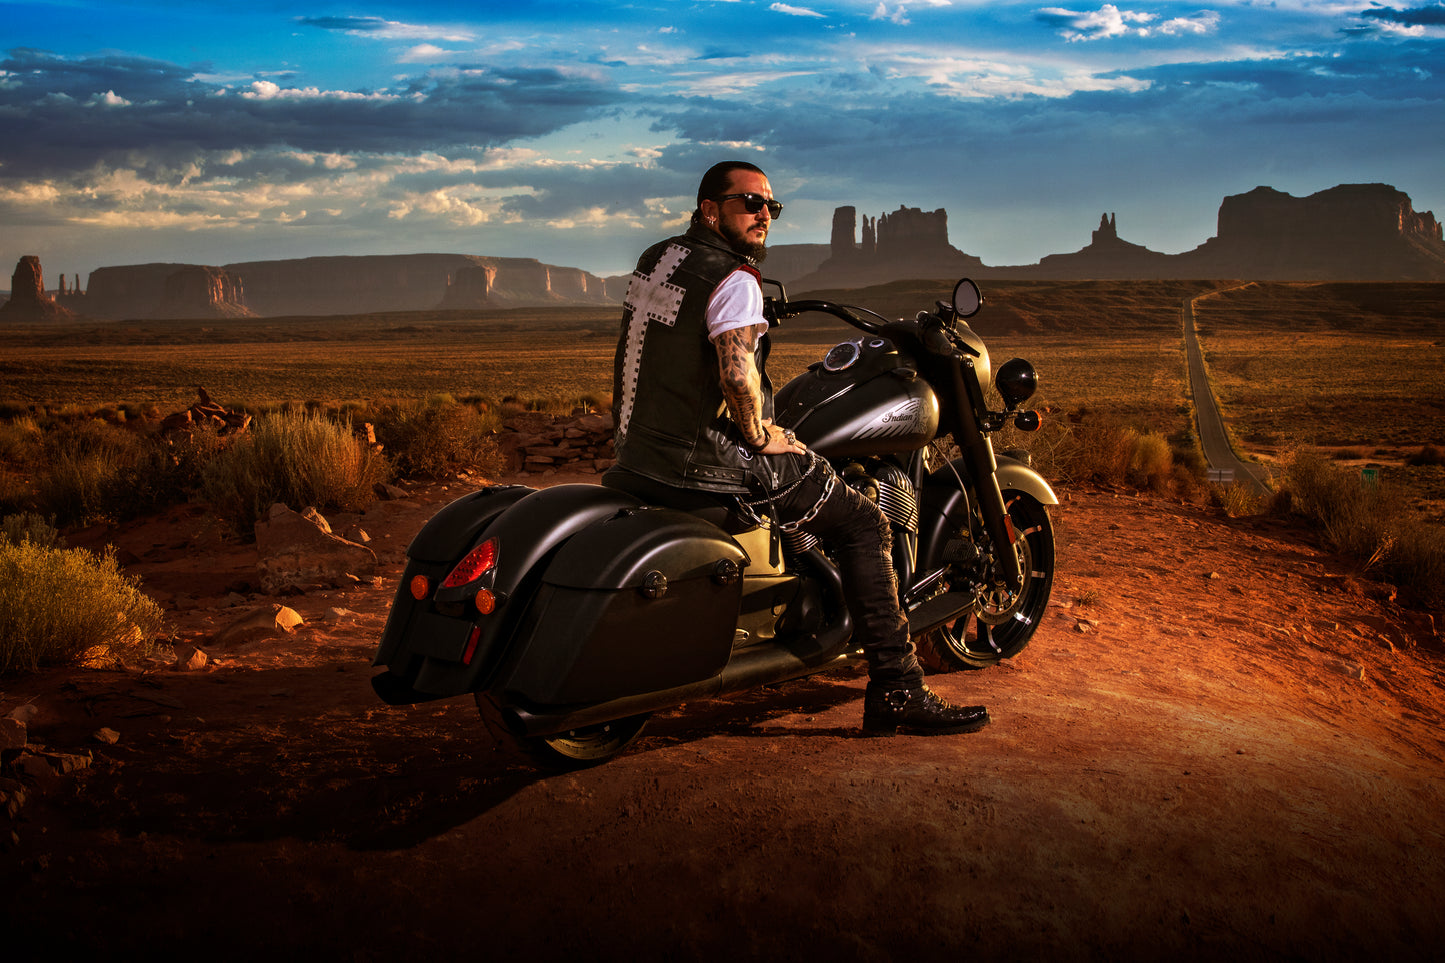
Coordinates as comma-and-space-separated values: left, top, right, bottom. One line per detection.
714, 324, 805, 455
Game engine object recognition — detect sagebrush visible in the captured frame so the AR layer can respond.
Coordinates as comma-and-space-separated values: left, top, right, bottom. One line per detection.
201, 408, 391, 533
0, 539, 167, 675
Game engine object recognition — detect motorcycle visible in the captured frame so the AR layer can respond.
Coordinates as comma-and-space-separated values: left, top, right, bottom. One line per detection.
371, 278, 1057, 767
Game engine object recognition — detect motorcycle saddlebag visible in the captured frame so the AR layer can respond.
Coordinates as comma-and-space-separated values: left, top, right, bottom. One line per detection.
497, 506, 746, 706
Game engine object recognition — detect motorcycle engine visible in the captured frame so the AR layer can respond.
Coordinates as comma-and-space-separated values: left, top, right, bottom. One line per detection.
782, 459, 918, 560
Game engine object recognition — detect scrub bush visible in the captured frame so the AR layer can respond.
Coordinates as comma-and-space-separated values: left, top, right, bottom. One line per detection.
373, 399, 501, 479
1275, 448, 1445, 608
0, 540, 167, 675
201, 408, 390, 533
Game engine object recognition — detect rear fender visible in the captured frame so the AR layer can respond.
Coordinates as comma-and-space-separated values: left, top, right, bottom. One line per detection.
372, 484, 642, 701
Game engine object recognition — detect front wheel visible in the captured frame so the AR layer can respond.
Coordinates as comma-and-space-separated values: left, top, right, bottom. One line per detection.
475, 693, 650, 769
917, 490, 1055, 671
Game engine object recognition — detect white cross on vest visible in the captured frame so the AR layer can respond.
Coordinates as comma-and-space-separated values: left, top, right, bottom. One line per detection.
623, 243, 688, 326
616, 244, 689, 438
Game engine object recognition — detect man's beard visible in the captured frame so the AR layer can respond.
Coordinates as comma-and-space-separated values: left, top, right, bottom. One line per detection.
720, 221, 768, 262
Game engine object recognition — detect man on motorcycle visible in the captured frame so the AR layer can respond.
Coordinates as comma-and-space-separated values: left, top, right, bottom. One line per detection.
604, 160, 989, 736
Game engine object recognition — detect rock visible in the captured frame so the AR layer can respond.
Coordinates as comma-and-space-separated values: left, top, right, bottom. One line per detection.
6, 705, 39, 726
2, 783, 29, 819
211, 604, 305, 646
1330, 660, 1367, 681
174, 643, 209, 671
160, 389, 251, 439
573, 412, 614, 433
323, 607, 357, 621
0, 256, 76, 322
255, 504, 377, 593
93, 728, 120, 746
151, 265, 254, 319
373, 483, 409, 501
13, 749, 91, 788
0, 716, 26, 752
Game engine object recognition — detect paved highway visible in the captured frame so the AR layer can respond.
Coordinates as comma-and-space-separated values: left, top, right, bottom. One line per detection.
1182, 293, 1272, 498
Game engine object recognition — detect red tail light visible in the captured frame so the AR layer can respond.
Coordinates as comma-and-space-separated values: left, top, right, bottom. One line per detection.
441, 537, 498, 589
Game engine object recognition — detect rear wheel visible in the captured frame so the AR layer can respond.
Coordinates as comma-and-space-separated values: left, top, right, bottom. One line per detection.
475, 693, 649, 769
530, 716, 650, 768
917, 490, 1054, 671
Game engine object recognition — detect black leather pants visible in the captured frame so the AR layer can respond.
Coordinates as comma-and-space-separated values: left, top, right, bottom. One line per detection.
764, 459, 924, 688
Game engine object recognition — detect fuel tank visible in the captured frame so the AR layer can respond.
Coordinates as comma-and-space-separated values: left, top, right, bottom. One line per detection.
774, 336, 939, 458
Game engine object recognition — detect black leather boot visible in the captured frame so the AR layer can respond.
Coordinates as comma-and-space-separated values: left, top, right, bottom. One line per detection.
862, 683, 990, 736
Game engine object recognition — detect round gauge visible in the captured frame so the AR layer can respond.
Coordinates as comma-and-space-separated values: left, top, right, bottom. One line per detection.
822, 340, 861, 372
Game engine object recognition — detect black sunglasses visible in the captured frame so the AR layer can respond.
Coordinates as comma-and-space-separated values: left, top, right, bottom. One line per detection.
716, 192, 783, 219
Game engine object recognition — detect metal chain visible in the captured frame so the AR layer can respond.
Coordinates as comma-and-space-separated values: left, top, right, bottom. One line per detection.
735, 449, 837, 533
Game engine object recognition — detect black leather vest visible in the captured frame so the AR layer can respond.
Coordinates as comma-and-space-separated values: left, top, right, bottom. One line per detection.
611, 225, 779, 494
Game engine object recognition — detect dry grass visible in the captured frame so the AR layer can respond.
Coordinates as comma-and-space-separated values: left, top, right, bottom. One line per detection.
0, 537, 168, 674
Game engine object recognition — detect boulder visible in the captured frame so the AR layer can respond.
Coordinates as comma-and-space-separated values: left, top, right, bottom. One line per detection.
212, 604, 306, 646
254, 504, 377, 594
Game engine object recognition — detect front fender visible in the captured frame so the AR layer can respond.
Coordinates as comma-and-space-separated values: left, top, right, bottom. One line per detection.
995, 456, 1059, 506
915, 455, 1057, 574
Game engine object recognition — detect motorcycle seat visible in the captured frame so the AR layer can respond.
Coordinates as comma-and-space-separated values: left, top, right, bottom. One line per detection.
600, 466, 755, 535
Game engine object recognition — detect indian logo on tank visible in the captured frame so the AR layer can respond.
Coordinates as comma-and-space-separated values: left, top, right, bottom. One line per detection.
857, 399, 926, 439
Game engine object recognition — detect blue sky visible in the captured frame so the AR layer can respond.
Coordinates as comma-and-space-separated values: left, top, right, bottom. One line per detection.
3, 1, 1442, 280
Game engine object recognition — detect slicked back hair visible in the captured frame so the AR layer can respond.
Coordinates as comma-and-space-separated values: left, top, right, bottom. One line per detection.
692, 161, 767, 226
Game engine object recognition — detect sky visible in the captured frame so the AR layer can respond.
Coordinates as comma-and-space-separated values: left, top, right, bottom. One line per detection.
2, 0, 1443, 282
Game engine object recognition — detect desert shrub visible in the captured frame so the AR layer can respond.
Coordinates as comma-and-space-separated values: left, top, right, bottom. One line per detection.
201, 408, 391, 533
1275, 448, 1445, 608
26, 418, 221, 527
0, 541, 167, 675
1407, 444, 1445, 467
0, 415, 43, 464
0, 512, 59, 547
1128, 431, 1174, 492
33, 419, 153, 525
1383, 525, 1445, 609
1277, 449, 1388, 559
1057, 419, 1137, 487
375, 399, 501, 479
1213, 483, 1264, 518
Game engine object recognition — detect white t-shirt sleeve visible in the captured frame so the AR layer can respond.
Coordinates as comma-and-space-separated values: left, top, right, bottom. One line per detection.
706, 268, 766, 343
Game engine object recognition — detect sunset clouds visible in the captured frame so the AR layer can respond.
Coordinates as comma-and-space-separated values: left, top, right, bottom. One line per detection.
2, 1, 1441, 278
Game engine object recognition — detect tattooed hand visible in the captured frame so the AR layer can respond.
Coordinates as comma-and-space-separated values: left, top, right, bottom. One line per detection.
714, 323, 807, 455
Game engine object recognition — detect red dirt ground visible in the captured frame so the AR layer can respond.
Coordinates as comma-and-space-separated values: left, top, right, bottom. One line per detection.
3, 474, 1443, 962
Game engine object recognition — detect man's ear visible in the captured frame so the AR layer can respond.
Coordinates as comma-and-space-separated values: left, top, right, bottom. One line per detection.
699, 198, 720, 225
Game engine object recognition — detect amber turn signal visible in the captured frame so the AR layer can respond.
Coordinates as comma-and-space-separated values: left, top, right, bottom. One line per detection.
409, 574, 431, 600
475, 588, 497, 615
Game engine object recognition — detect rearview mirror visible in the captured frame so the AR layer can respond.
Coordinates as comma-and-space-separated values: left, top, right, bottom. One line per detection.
951, 278, 982, 319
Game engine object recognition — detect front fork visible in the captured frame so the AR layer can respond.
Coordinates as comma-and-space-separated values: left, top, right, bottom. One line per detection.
948, 357, 1022, 592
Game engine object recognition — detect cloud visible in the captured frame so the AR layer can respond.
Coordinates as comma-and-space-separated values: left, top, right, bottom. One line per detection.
399, 44, 458, 64
1035, 4, 1156, 41
0, 49, 619, 179
872, 0, 953, 24
1360, 3, 1445, 27
770, 3, 827, 17
1157, 11, 1221, 37
295, 16, 475, 43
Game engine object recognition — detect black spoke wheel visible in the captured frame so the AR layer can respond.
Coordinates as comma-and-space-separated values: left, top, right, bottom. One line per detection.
918, 490, 1055, 671
475, 693, 649, 769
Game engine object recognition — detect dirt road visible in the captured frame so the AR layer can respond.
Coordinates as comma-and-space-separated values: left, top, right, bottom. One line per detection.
4, 478, 1442, 961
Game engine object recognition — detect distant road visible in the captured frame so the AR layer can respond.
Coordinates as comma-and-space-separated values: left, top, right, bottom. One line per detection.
1182, 292, 1272, 498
